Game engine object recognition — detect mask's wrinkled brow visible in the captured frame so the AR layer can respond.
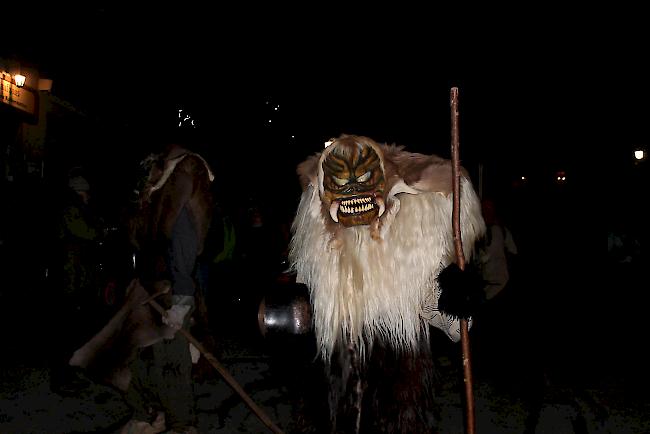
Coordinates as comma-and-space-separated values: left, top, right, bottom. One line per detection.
323, 142, 380, 176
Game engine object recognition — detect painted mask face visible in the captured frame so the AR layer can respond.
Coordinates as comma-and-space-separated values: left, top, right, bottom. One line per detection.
322, 140, 386, 227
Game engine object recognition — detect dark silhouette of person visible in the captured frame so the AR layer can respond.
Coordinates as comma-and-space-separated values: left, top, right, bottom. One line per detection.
49, 173, 103, 395
121, 111, 214, 434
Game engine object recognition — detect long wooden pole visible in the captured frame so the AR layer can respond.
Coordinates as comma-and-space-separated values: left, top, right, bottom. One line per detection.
146, 298, 285, 434
450, 87, 476, 434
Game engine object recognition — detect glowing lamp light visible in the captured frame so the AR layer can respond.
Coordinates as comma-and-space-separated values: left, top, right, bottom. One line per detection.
14, 74, 26, 87
634, 150, 645, 160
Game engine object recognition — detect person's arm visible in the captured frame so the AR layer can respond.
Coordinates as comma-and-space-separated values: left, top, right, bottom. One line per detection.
156, 160, 195, 239
157, 158, 199, 332
504, 227, 518, 256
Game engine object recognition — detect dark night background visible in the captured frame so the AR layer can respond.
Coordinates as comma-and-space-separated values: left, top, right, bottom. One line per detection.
2, 5, 649, 430
11, 7, 641, 257
5, 6, 648, 338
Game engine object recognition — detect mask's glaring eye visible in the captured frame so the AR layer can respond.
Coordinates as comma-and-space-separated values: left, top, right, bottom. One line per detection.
357, 171, 371, 183
333, 176, 349, 186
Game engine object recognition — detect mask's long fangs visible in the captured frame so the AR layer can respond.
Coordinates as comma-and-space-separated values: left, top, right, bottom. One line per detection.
330, 200, 340, 222
376, 196, 385, 218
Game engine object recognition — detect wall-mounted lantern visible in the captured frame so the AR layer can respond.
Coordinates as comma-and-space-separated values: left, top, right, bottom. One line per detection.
14, 74, 26, 87
634, 149, 645, 161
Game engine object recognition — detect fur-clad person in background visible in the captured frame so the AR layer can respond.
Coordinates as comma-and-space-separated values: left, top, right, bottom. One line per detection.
289, 134, 485, 433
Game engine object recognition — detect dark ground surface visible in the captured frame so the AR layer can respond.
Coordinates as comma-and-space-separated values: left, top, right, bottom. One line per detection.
1, 262, 650, 434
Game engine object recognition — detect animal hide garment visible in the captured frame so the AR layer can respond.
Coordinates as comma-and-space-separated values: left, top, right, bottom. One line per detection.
68, 279, 177, 391
289, 134, 485, 362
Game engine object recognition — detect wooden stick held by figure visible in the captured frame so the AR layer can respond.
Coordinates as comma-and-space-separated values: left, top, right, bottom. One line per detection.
451, 86, 476, 434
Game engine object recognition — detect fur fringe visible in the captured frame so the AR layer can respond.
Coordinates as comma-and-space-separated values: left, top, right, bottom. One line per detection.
289, 175, 484, 361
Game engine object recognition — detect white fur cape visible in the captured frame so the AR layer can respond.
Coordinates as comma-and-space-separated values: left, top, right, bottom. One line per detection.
289, 146, 485, 361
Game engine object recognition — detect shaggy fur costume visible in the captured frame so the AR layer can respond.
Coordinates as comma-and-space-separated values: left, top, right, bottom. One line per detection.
289, 134, 485, 433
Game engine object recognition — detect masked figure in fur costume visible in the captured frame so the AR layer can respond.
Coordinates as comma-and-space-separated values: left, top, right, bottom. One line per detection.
288, 134, 485, 433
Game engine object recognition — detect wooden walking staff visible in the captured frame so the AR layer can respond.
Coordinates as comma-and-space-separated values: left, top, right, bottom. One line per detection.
146, 298, 285, 434
450, 87, 476, 434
